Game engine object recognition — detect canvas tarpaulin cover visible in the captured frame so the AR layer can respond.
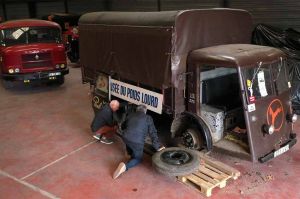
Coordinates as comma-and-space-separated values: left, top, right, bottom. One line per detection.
79, 9, 253, 89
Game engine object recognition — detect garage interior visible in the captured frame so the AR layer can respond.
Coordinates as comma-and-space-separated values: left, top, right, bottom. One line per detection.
1, 0, 300, 199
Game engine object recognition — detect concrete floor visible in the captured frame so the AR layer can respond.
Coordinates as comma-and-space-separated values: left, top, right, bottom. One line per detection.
0, 66, 300, 199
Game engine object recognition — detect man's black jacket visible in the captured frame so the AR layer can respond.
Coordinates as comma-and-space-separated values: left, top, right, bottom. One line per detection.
122, 111, 160, 150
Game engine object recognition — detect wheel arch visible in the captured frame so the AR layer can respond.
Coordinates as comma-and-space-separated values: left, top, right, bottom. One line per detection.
170, 112, 213, 151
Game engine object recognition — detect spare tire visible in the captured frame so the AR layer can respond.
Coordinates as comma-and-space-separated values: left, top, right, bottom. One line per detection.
152, 147, 200, 177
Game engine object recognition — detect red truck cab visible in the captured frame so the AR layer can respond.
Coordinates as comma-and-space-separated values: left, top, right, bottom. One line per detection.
0, 19, 69, 87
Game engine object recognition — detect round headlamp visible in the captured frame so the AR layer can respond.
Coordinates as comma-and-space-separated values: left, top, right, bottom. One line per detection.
287, 113, 298, 123
8, 69, 14, 74
292, 114, 298, 123
263, 124, 274, 135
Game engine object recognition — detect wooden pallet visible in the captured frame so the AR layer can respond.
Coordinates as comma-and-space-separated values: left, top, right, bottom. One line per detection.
177, 153, 240, 197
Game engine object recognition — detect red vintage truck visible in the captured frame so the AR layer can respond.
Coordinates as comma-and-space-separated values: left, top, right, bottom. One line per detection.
0, 19, 69, 88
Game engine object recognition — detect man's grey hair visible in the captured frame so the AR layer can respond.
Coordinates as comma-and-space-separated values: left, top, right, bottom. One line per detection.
136, 104, 147, 113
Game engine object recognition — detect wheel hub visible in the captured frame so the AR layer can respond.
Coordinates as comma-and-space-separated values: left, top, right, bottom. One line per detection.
160, 150, 192, 165
182, 130, 198, 148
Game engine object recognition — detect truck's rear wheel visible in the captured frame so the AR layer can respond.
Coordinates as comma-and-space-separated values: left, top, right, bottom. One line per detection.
152, 147, 200, 177
180, 128, 204, 150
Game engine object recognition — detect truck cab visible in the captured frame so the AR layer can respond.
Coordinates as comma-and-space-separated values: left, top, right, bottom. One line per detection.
0, 19, 69, 88
186, 44, 297, 162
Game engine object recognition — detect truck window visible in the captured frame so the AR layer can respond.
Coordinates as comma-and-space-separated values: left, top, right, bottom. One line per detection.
271, 60, 290, 94
242, 66, 273, 102
0, 27, 62, 46
200, 67, 241, 111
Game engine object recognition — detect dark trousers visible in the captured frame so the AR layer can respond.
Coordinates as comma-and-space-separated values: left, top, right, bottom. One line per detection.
124, 140, 144, 170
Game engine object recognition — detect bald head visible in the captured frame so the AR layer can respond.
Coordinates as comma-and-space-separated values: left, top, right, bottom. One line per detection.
109, 100, 120, 112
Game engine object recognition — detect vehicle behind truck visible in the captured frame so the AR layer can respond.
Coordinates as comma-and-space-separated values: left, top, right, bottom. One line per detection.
79, 9, 297, 163
0, 19, 69, 88
43, 13, 80, 63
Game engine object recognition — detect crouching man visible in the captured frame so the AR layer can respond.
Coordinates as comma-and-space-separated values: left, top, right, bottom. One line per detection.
91, 100, 120, 144
113, 105, 164, 179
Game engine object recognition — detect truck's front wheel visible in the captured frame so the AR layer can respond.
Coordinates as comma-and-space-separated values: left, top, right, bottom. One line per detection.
180, 128, 204, 150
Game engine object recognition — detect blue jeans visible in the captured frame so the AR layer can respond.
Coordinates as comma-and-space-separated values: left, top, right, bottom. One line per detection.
124, 140, 144, 170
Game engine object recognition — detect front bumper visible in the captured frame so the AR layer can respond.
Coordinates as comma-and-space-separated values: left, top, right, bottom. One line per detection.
1, 68, 69, 81
259, 133, 297, 163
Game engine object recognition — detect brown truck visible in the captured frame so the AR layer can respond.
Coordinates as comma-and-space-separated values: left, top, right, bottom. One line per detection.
79, 9, 297, 163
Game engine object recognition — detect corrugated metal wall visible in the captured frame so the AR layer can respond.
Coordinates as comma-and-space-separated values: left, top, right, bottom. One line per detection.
108, 0, 220, 11
0, 7, 3, 22
229, 0, 300, 31
36, 2, 65, 18
0, 0, 300, 31
5, 3, 29, 20
110, 0, 158, 11
68, 0, 105, 14
160, 0, 220, 10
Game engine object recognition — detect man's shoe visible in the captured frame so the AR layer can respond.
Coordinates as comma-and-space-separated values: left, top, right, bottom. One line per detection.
100, 136, 114, 144
93, 134, 101, 140
113, 162, 126, 179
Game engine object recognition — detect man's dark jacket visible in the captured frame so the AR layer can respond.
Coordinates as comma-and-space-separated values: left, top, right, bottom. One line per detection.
122, 111, 160, 150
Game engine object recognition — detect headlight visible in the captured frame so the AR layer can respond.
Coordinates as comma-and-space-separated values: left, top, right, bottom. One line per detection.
55, 64, 60, 69
8, 69, 14, 74
15, 68, 20, 73
287, 113, 297, 123
292, 114, 298, 122
263, 124, 274, 135
60, 64, 65, 68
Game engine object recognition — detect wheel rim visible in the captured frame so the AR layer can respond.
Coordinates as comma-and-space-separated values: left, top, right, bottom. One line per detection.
181, 129, 200, 149
160, 150, 192, 165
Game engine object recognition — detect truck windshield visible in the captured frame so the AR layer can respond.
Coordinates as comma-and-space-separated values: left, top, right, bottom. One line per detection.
242, 60, 289, 102
271, 59, 290, 94
0, 27, 62, 46
243, 63, 273, 101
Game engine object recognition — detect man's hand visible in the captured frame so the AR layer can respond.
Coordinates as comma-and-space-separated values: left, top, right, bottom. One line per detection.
157, 146, 165, 152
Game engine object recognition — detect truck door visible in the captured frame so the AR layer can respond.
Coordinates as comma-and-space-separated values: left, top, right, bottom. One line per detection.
186, 64, 198, 114
240, 62, 296, 162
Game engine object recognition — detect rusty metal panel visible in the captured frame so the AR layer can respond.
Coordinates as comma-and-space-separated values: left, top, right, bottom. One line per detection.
230, 0, 300, 31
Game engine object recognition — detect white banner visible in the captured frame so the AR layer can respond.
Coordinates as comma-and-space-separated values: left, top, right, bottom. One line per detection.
110, 79, 163, 114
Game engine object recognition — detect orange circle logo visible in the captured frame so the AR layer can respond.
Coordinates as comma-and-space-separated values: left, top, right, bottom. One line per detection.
267, 99, 284, 132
